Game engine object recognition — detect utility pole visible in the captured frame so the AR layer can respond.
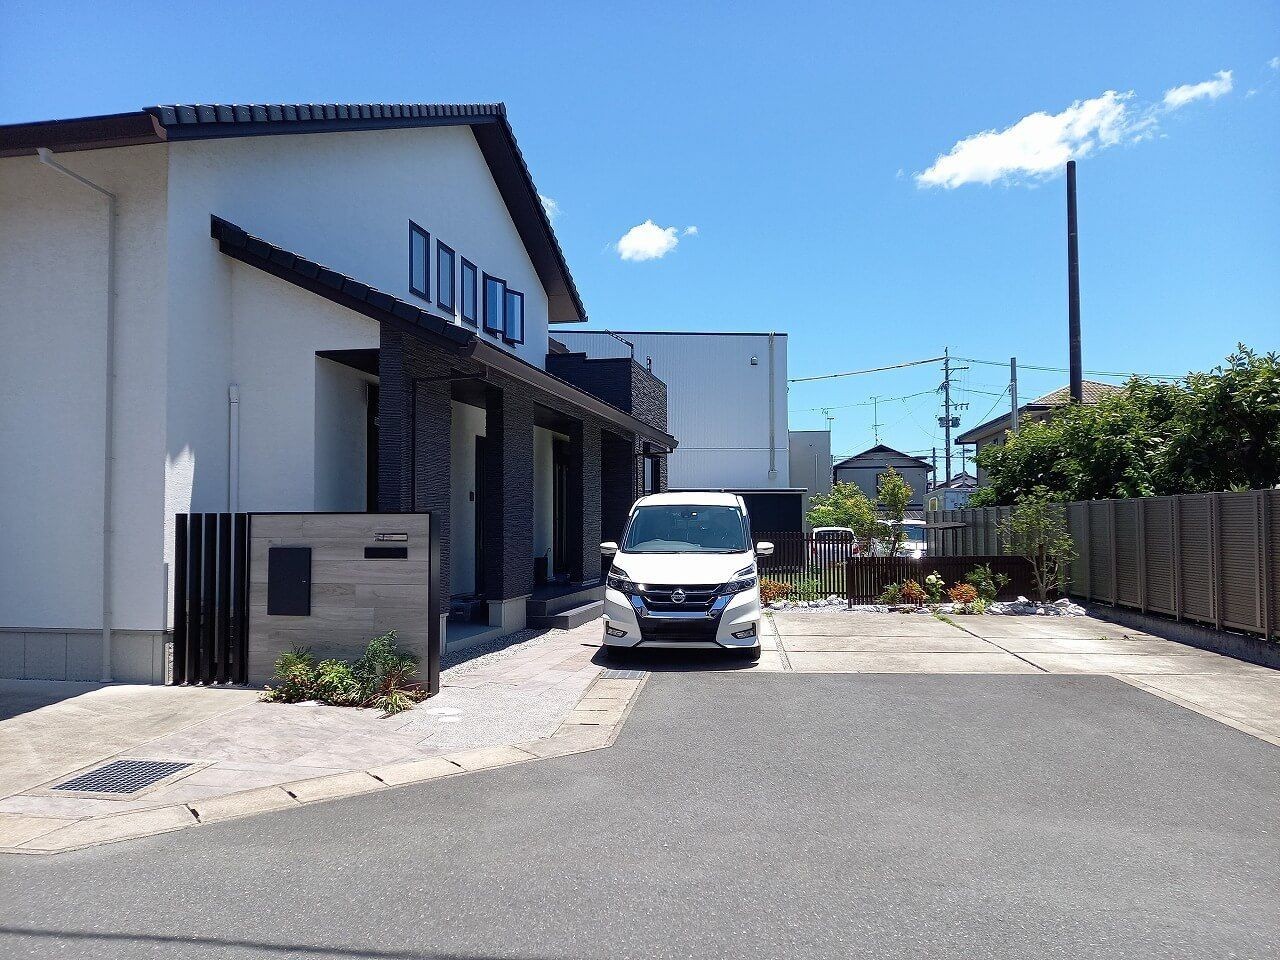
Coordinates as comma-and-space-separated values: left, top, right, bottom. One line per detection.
942, 348, 953, 483
1010, 357, 1019, 433
931, 446, 938, 488
871, 396, 881, 444
1067, 160, 1083, 403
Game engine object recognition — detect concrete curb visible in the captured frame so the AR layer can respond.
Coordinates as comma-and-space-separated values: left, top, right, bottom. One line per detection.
1087, 605, 1280, 670
0, 672, 647, 856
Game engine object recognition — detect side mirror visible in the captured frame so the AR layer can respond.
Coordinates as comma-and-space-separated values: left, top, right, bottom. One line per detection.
755, 541, 774, 557
600, 541, 619, 556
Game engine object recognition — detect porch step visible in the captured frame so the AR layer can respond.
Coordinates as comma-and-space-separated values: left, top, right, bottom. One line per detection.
526, 582, 604, 618
528, 600, 604, 630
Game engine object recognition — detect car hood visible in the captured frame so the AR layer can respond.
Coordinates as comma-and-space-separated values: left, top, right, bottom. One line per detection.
610, 550, 756, 586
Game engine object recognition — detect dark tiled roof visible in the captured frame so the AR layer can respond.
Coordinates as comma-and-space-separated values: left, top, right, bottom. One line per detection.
1, 101, 585, 323
210, 215, 475, 354
833, 444, 934, 471
956, 380, 1124, 443
1030, 380, 1123, 406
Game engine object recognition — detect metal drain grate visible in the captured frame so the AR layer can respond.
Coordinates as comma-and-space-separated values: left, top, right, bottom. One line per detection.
600, 668, 646, 680
52, 759, 194, 795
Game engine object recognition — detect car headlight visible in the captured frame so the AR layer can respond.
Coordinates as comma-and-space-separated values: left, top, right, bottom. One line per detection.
606, 568, 639, 594
722, 565, 758, 595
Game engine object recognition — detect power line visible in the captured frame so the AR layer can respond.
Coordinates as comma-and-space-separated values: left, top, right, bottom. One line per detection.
789, 388, 936, 414
956, 356, 1183, 381
789, 355, 946, 384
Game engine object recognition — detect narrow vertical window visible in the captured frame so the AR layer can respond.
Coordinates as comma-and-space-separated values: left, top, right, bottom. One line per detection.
503, 289, 524, 344
436, 242, 455, 313
459, 258, 478, 326
482, 274, 505, 336
408, 222, 429, 300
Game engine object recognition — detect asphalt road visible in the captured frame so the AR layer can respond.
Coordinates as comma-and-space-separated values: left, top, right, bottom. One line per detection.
2, 673, 1278, 959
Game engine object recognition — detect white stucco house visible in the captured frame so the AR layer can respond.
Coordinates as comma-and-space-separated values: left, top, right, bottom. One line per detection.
0, 102, 674, 684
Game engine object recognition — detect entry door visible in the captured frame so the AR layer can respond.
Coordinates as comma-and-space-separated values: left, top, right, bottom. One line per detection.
552, 439, 570, 578
474, 436, 486, 596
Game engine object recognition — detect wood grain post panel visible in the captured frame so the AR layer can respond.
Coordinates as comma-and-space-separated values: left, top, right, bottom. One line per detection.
247, 513, 440, 693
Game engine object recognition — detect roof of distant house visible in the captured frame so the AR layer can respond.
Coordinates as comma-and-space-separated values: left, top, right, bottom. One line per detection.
956, 379, 1123, 444
833, 444, 934, 471
0, 101, 584, 323
934, 471, 977, 490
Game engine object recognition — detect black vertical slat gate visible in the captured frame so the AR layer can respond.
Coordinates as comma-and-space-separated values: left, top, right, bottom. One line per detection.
173, 513, 250, 685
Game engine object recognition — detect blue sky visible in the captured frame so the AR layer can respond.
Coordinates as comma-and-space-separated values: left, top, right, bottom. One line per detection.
3, 1, 1276, 472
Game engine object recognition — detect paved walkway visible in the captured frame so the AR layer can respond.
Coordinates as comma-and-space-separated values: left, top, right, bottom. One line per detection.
0, 621, 616, 850
2, 669, 1276, 958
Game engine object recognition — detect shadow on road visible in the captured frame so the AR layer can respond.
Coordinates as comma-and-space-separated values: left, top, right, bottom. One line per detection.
589, 644, 759, 673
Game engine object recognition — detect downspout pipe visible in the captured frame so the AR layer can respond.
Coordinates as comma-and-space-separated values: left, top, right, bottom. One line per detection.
38, 147, 117, 682
228, 385, 240, 512
767, 332, 778, 480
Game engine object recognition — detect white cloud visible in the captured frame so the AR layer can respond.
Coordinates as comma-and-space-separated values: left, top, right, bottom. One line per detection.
540, 195, 561, 222
1163, 69, 1233, 109
682, 225, 699, 236
616, 220, 684, 261
916, 90, 1141, 189
1269, 56, 1280, 70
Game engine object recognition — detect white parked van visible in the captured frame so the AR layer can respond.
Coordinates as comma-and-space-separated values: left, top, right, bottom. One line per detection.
600, 492, 773, 661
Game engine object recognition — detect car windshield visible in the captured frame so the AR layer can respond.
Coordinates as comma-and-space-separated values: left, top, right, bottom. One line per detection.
621, 505, 750, 553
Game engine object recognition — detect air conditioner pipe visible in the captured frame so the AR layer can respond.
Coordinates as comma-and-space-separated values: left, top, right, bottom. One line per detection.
38, 147, 117, 682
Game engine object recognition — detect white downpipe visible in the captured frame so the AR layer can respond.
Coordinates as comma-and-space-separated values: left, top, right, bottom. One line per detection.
767, 332, 778, 480
38, 147, 117, 682
228, 384, 241, 512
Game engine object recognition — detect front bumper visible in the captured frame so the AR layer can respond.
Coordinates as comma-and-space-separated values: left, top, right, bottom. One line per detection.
602, 585, 761, 649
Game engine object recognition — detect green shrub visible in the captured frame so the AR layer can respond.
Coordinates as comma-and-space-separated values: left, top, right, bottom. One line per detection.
965, 563, 1009, 603
879, 582, 904, 604
262, 631, 426, 716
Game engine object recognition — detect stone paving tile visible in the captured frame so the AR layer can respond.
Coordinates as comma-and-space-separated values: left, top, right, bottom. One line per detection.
19, 805, 195, 852
787, 651, 1043, 674
189, 786, 298, 824
770, 614, 964, 637
0, 812, 74, 847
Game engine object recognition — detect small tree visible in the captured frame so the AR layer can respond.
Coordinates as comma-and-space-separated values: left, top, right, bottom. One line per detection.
806, 482, 880, 553
998, 487, 1077, 603
876, 467, 913, 558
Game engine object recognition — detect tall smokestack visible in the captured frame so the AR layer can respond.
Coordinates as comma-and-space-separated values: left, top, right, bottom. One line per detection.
1067, 160, 1083, 402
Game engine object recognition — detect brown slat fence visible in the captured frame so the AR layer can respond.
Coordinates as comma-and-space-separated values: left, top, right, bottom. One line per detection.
928, 490, 1280, 641
844, 556, 1036, 604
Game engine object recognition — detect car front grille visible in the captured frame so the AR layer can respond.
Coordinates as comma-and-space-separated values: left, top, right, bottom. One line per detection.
637, 584, 722, 612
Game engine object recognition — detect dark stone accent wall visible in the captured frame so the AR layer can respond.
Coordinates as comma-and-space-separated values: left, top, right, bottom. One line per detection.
480, 385, 536, 601
380, 326, 654, 603
545, 353, 668, 433
575, 420, 603, 583
601, 431, 637, 544
377, 328, 454, 594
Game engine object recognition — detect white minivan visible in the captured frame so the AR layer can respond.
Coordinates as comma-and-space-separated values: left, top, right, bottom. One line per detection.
600, 492, 773, 661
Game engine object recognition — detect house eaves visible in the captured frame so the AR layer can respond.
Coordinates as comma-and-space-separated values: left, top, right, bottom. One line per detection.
210, 216, 675, 452
0, 101, 586, 323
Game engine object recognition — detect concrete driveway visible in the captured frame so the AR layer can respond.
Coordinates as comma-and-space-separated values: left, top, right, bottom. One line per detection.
2, 624, 1278, 958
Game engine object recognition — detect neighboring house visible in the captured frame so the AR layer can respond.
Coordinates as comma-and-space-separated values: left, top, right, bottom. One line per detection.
0, 101, 674, 683
788, 430, 833, 527
555, 331, 809, 531
957, 380, 1122, 483
832, 445, 933, 514
924, 471, 976, 512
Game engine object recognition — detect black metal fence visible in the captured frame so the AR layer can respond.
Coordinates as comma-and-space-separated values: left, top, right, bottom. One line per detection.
755, 531, 855, 598
173, 513, 249, 684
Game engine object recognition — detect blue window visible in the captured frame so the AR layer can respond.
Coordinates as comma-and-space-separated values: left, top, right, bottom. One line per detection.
408, 222, 429, 300
459, 258, 478, 325
483, 273, 505, 335
503, 289, 524, 344
436, 241, 455, 313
